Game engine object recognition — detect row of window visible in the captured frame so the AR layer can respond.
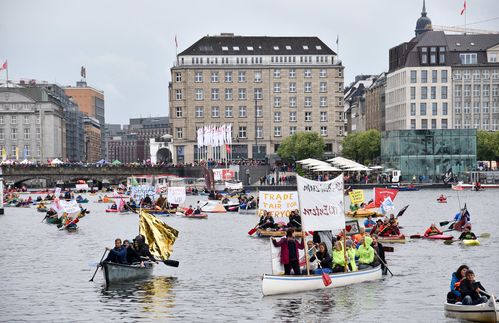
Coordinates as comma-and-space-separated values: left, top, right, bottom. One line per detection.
175, 125, 332, 139
455, 118, 499, 130
453, 69, 499, 80
184, 55, 335, 66
0, 128, 41, 140
419, 46, 446, 66
0, 115, 41, 125
410, 70, 448, 83
410, 102, 449, 116
410, 86, 448, 100
454, 102, 499, 114
191, 89, 332, 105
454, 84, 499, 97
410, 119, 448, 129
0, 145, 37, 156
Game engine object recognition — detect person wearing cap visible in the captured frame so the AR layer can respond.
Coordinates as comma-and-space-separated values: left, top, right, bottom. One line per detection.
356, 236, 375, 270
458, 224, 477, 240
460, 270, 489, 305
364, 215, 375, 228
369, 219, 385, 237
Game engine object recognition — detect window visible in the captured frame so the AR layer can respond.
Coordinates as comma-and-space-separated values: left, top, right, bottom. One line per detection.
493, 70, 499, 79
289, 111, 297, 122
320, 126, 327, 136
442, 119, 448, 129
24, 116, 29, 124
195, 72, 203, 82
256, 105, 263, 118
289, 97, 297, 108
289, 69, 296, 78
195, 106, 204, 117
473, 70, 480, 80
175, 72, 182, 82
195, 89, 204, 100
211, 72, 219, 82
320, 82, 327, 93
238, 88, 246, 100
421, 119, 428, 129
441, 86, 448, 99
421, 87, 428, 99
463, 70, 470, 80
304, 97, 312, 107
320, 69, 327, 78
305, 126, 312, 132
11, 115, 17, 124
273, 82, 281, 93
421, 47, 428, 64
484, 85, 490, 97
224, 71, 232, 83
431, 119, 437, 129
239, 106, 247, 117
464, 85, 471, 97
411, 70, 417, 83
430, 47, 437, 64
256, 126, 263, 139
483, 101, 489, 113
274, 126, 281, 137
483, 70, 490, 79
274, 97, 281, 108
304, 82, 312, 93
176, 128, 183, 139
443, 102, 448, 115
455, 85, 462, 97
175, 89, 182, 100
489, 53, 498, 63
410, 87, 416, 100
36, 127, 40, 139
473, 85, 480, 97
320, 111, 327, 122
441, 70, 448, 83
211, 89, 219, 100
473, 101, 480, 114
273, 69, 281, 78
411, 103, 416, 116
464, 101, 471, 114
320, 97, 327, 107
421, 70, 428, 83
304, 69, 312, 78
0, 116, 3, 124
432, 70, 437, 83
224, 88, 233, 100
238, 71, 246, 82
175, 107, 183, 117
238, 126, 247, 138
431, 86, 436, 99
289, 126, 297, 135
274, 112, 281, 122
439, 47, 446, 64
420, 103, 427, 116
459, 53, 477, 64
432, 102, 438, 115
11, 128, 16, 139
305, 111, 312, 122
225, 106, 233, 117
254, 71, 262, 82
0, 129, 3, 140
411, 119, 416, 129
493, 85, 499, 96
211, 106, 220, 117
453, 70, 461, 80
289, 82, 296, 93
254, 88, 262, 100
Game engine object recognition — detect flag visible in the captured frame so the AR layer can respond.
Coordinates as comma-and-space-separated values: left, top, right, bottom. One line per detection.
336, 34, 339, 45
366, 187, 398, 208
226, 144, 231, 153
175, 35, 178, 48
0, 60, 7, 71
139, 210, 179, 260
80, 66, 86, 78
15, 146, 19, 160
1, 147, 6, 161
443, 167, 453, 184
380, 197, 394, 215
460, 0, 466, 15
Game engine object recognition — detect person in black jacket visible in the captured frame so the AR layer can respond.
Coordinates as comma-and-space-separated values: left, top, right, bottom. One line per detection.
460, 270, 489, 305
371, 234, 387, 274
258, 211, 276, 230
123, 240, 142, 265
310, 242, 332, 274
134, 235, 158, 263
287, 210, 302, 230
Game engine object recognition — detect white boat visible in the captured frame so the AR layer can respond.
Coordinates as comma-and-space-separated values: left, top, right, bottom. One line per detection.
261, 265, 382, 296
444, 295, 497, 323
102, 261, 154, 286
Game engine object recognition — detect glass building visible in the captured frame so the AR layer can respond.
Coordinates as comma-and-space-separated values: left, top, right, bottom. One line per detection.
381, 129, 476, 181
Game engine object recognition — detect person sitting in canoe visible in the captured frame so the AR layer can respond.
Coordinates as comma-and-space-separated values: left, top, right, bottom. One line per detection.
345, 239, 358, 272
437, 194, 447, 202
460, 270, 489, 305
349, 203, 359, 212
304, 240, 318, 272
371, 234, 387, 274
458, 224, 477, 240
194, 201, 202, 214
287, 210, 301, 230
356, 236, 375, 269
369, 219, 384, 236
185, 205, 194, 216
123, 239, 143, 266
155, 194, 166, 210
134, 235, 159, 263
102, 238, 127, 264
364, 215, 376, 228
142, 195, 152, 207
110, 203, 118, 210
258, 211, 276, 230
447, 264, 469, 303
379, 218, 400, 237
332, 241, 347, 273
424, 224, 443, 237
309, 242, 332, 274
271, 228, 304, 275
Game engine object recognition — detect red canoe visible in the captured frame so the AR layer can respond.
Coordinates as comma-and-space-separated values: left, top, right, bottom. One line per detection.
183, 213, 208, 219
424, 234, 453, 240
105, 209, 119, 213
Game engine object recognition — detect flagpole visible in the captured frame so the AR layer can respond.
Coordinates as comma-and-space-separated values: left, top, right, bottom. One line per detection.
6, 61, 8, 88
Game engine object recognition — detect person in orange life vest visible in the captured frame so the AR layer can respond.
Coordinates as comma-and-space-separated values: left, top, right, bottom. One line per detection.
185, 205, 194, 216
448, 264, 469, 303
424, 223, 443, 237
352, 227, 367, 244
272, 228, 304, 275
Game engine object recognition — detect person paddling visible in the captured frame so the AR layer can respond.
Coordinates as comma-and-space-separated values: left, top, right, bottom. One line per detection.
458, 224, 477, 240
424, 224, 443, 237
364, 215, 376, 228
309, 242, 332, 275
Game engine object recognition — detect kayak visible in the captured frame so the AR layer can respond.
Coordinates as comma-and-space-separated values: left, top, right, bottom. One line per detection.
105, 209, 119, 213
378, 234, 406, 244
425, 234, 453, 240
444, 295, 497, 322
183, 213, 208, 219
437, 198, 447, 203
346, 209, 384, 218
462, 239, 480, 246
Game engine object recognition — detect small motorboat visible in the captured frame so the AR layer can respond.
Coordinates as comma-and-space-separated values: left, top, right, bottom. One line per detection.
102, 261, 154, 286
444, 295, 497, 322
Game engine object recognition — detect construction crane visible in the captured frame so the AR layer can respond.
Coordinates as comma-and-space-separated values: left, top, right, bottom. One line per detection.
433, 25, 499, 35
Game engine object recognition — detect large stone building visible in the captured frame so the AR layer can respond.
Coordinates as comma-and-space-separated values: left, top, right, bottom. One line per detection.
343, 75, 376, 134
365, 73, 386, 132
83, 116, 101, 162
386, 2, 499, 131
64, 81, 105, 161
169, 34, 344, 163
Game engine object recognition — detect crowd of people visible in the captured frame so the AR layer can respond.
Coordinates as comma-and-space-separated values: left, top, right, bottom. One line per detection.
101, 235, 158, 267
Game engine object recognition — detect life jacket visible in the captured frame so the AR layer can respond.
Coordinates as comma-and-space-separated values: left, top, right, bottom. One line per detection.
454, 281, 461, 290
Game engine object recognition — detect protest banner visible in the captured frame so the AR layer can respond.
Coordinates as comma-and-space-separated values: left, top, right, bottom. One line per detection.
258, 191, 299, 217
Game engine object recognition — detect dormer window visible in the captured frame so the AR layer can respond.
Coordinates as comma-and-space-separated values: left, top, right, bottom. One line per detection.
286, 45, 292, 50
233, 46, 240, 51
460, 53, 477, 64
222, 46, 229, 51
303, 45, 309, 50
247, 46, 254, 51
273, 46, 279, 50
470, 42, 475, 46
316, 46, 322, 50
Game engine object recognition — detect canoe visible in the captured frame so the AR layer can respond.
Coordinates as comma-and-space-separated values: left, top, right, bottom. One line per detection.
76, 198, 89, 203
444, 295, 497, 323
462, 239, 480, 246
105, 209, 119, 213
262, 265, 382, 296
256, 229, 304, 238
378, 234, 406, 244
346, 209, 384, 218
424, 234, 453, 240
183, 213, 208, 219
223, 203, 239, 212
102, 261, 154, 286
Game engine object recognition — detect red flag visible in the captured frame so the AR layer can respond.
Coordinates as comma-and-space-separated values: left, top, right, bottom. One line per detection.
225, 144, 231, 153
373, 188, 398, 207
0, 60, 7, 71
460, 0, 466, 15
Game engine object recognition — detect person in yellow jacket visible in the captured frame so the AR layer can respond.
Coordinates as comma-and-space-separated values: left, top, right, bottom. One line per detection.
356, 236, 375, 270
332, 241, 347, 273
345, 239, 358, 272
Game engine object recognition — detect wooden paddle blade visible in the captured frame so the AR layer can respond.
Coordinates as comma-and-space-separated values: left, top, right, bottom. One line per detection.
163, 259, 179, 267
410, 234, 422, 239
443, 240, 455, 245
382, 246, 394, 252
439, 221, 450, 226
248, 228, 258, 235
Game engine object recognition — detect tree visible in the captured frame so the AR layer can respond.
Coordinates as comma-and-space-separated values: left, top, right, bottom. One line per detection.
477, 131, 496, 164
277, 132, 324, 163
341, 129, 381, 165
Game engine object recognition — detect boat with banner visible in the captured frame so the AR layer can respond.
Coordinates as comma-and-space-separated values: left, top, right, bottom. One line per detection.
256, 229, 304, 238
102, 261, 154, 285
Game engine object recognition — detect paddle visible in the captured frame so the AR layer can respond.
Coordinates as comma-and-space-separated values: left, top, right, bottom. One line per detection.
396, 205, 409, 218
382, 246, 394, 252
89, 249, 108, 282
248, 225, 260, 236
41, 214, 49, 223
163, 259, 180, 267
374, 249, 393, 277
312, 251, 331, 287
479, 290, 499, 302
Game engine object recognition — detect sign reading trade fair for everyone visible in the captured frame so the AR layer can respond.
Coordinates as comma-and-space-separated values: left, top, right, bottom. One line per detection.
258, 191, 299, 218
296, 174, 345, 231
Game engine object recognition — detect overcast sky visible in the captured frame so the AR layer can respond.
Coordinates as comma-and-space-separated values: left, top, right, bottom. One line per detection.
2, 0, 498, 124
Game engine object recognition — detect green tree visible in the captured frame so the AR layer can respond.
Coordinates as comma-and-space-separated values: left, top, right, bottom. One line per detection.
341, 129, 381, 165
277, 132, 324, 163
477, 131, 496, 164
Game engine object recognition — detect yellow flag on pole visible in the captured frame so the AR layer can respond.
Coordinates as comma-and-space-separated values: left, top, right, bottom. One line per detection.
139, 211, 179, 260
1, 147, 6, 161
15, 146, 19, 160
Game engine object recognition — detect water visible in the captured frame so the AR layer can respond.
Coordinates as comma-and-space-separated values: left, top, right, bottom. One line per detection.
0, 189, 498, 322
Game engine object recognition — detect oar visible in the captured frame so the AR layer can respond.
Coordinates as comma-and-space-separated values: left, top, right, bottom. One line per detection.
382, 246, 394, 252
374, 249, 393, 277
163, 259, 179, 267
248, 225, 260, 236
439, 220, 454, 227
479, 290, 499, 302
41, 214, 49, 223
396, 205, 409, 218
89, 249, 108, 282
410, 234, 422, 239
312, 251, 331, 287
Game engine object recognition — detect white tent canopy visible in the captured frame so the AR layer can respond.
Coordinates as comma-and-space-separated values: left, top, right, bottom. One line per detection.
20, 159, 31, 164
50, 158, 63, 165
327, 157, 370, 171
312, 165, 342, 172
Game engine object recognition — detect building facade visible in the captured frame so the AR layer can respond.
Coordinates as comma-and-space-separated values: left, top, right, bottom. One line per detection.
343, 75, 376, 134
365, 73, 386, 132
83, 116, 101, 162
107, 134, 145, 163
169, 34, 344, 163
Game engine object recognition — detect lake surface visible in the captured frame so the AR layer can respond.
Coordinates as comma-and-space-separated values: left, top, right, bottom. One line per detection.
0, 188, 498, 322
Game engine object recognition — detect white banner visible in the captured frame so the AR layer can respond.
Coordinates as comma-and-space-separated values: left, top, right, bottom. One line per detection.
297, 174, 345, 231
197, 128, 204, 147
167, 186, 186, 204
61, 200, 81, 214
225, 181, 243, 190
131, 185, 157, 201
54, 187, 61, 197
258, 191, 299, 218
75, 184, 89, 191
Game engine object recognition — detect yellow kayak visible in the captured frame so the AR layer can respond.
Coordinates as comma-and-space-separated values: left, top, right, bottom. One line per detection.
346, 208, 384, 218
462, 239, 480, 246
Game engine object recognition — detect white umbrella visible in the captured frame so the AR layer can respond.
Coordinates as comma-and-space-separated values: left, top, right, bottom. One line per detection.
50, 158, 63, 165
20, 159, 31, 164
370, 166, 384, 170
345, 166, 371, 171
312, 165, 342, 172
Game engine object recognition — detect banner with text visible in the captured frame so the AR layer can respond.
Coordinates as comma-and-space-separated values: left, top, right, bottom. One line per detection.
213, 169, 235, 181
167, 186, 186, 205
131, 185, 157, 201
297, 174, 345, 231
348, 189, 364, 205
225, 181, 243, 190
258, 191, 299, 217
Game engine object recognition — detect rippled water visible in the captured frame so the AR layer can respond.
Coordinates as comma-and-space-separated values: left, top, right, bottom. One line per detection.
0, 189, 498, 322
